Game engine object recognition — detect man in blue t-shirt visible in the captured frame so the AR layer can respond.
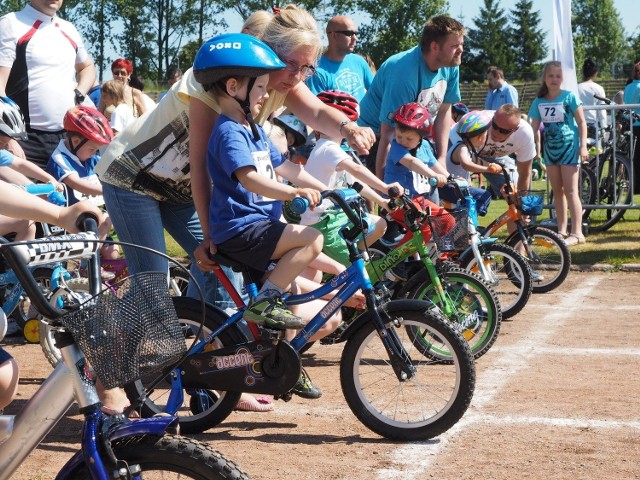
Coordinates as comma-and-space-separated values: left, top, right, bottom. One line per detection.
484, 66, 519, 110
357, 16, 466, 180
306, 16, 374, 102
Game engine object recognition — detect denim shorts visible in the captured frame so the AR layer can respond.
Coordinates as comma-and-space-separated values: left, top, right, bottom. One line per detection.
217, 219, 287, 274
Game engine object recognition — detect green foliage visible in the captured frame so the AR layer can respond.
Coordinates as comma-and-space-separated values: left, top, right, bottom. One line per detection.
509, 0, 546, 81
356, 0, 447, 67
572, 0, 626, 79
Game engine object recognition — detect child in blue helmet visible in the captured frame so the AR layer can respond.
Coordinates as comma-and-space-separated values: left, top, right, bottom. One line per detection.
194, 34, 326, 331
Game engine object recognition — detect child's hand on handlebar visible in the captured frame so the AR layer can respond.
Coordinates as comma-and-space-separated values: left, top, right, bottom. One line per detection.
59, 201, 102, 233
432, 174, 448, 187
486, 163, 503, 174
295, 187, 322, 210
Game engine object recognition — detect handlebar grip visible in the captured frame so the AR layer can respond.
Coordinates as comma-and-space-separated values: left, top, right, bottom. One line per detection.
428, 177, 438, 187
289, 197, 310, 215
47, 191, 67, 206
23, 183, 56, 195
388, 186, 400, 198
593, 94, 611, 104
75, 212, 100, 234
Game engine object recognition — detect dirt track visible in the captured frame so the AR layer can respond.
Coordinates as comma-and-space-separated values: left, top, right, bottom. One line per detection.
3, 271, 640, 479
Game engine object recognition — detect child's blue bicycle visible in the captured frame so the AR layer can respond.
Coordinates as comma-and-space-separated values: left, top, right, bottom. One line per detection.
0, 215, 249, 479
131, 186, 476, 441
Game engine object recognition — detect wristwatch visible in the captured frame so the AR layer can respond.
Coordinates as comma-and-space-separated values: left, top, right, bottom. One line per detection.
74, 88, 85, 105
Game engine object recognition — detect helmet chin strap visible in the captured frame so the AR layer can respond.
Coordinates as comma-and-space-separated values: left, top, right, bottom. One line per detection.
233, 77, 261, 141
69, 136, 89, 156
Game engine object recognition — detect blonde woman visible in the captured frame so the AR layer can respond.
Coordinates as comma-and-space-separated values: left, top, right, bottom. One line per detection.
100, 80, 134, 134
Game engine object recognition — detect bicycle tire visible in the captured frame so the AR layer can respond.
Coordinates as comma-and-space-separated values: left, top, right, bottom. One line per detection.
340, 304, 475, 441
39, 277, 92, 367
169, 264, 190, 296
458, 243, 532, 319
585, 153, 632, 232
506, 226, 571, 293
548, 165, 597, 221
397, 267, 502, 360
10, 267, 55, 329
139, 296, 247, 434
66, 434, 250, 479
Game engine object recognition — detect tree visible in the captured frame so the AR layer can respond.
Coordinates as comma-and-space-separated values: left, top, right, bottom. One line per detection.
509, 0, 546, 81
572, 0, 626, 79
356, 0, 447, 68
464, 0, 515, 82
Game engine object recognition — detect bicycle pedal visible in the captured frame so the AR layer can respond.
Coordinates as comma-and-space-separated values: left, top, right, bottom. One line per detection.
274, 391, 293, 402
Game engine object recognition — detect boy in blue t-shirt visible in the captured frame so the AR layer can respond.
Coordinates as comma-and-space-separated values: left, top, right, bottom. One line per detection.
196, 34, 325, 331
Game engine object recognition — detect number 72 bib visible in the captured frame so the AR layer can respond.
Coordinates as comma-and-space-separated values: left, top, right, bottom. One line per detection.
538, 102, 564, 123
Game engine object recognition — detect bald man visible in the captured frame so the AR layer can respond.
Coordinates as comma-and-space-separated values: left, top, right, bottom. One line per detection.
306, 15, 374, 101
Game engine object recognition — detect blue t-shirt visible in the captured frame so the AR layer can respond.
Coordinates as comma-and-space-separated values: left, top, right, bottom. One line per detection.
484, 82, 519, 110
528, 90, 582, 165
208, 115, 285, 244
0, 149, 15, 167
47, 140, 100, 204
305, 53, 374, 102
358, 46, 461, 132
623, 79, 640, 126
384, 138, 437, 197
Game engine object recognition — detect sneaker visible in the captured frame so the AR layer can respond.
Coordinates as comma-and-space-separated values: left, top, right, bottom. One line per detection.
243, 296, 306, 330
531, 270, 545, 282
292, 368, 322, 399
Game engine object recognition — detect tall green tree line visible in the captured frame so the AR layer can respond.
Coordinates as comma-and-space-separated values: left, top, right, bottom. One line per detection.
1, 0, 639, 86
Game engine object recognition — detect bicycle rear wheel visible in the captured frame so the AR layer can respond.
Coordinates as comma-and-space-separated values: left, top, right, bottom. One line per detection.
67, 434, 250, 479
585, 153, 632, 232
340, 304, 475, 441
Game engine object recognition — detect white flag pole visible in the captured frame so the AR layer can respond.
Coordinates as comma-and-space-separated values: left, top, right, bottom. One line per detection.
552, 0, 578, 94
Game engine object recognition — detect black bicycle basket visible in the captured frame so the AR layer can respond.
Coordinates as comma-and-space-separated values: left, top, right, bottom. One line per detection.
427, 208, 469, 252
59, 271, 187, 389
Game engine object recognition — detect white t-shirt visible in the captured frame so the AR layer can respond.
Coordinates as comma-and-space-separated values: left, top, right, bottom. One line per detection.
300, 137, 352, 225
109, 103, 135, 133
578, 80, 608, 127
0, 5, 91, 131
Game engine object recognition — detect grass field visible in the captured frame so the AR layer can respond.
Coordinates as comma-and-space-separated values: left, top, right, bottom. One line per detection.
165, 185, 640, 269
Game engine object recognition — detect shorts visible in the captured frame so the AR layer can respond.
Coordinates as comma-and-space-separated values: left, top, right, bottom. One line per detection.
217, 219, 287, 275
20, 129, 65, 170
0, 346, 13, 364
311, 209, 375, 266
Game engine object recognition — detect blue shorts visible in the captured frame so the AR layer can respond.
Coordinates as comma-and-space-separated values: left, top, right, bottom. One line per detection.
217, 219, 287, 274
0, 346, 13, 364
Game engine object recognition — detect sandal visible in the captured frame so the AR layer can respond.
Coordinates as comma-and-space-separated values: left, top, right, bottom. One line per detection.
101, 404, 141, 418
558, 231, 569, 239
564, 234, 586, 246
234, 394, 274, 412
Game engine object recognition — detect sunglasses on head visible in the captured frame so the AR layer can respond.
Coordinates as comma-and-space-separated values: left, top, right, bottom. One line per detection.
491, 119, 518, 135
332, 30, 358, 37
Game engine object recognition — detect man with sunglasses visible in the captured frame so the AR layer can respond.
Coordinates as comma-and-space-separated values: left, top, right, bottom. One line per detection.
448, 104, 536, 199
306, 16, 373, 102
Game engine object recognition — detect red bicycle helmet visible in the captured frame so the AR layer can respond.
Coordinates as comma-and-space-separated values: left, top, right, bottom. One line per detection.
63, 106, 114, 145
317, 90, 359, 121
393, 102, 433, 136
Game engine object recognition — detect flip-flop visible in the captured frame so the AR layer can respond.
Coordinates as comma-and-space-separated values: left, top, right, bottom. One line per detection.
234, 394, 274, 412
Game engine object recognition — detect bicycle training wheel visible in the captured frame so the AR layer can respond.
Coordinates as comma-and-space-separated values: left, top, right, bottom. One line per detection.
66, 434, 250, 479
340, 303, 475, 441
506, 225, 571, 293
138, 296, 247, 434
10, 267, 55, 329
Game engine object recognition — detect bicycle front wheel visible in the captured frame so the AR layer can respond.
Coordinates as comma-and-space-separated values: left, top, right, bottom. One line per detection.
340, 305, 475, 441
506, 225, 571, 293
67, 434, 250, 479
459, 243, 532, 319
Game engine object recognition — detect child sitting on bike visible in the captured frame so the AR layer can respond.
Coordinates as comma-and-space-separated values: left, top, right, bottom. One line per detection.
299, 90, 403, 266
0, 97, 63, 241
194, 33, 325, 331
46, 106, 119, 259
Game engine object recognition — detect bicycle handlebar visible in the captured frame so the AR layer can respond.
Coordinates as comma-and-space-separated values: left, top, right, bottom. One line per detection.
594, 94, 640, 121
0, 214, 100, 319
21, 183, 67, 206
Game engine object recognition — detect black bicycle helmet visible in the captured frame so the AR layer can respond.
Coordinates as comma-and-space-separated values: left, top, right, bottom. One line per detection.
0, 96, 28, 140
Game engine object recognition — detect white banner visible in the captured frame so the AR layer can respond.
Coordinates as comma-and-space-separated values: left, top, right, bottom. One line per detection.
552, 0, 578, 94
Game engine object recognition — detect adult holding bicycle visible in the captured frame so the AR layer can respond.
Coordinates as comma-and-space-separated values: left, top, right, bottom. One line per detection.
356, 15, 465, 180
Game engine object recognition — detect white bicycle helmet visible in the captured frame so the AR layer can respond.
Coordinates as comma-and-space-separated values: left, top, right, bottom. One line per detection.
0, 96, 28, 140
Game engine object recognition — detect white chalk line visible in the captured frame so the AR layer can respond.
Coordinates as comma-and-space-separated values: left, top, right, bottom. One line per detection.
377, 275, 605, 479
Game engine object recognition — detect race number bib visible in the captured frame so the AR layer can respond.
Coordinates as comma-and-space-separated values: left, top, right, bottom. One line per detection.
252, 149, 276, 203
538, 102, 564, 123
412, 171, 431, 195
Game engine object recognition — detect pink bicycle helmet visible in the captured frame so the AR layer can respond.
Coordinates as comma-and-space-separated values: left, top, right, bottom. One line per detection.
63, 106, 114, 145
317, 90, 359, 121
392, 102, 433, 136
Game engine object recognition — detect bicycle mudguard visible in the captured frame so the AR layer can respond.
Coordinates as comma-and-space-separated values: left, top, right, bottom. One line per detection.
179, 339, 301, 395
340, 299, 436, 343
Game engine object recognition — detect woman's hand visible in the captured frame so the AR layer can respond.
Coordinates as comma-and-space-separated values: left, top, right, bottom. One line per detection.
344, 123, 375, 155
194, 239, 220, 271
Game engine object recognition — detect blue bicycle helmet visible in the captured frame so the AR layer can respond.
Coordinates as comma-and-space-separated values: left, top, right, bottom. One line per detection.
193, 33, 285, 87
451, 102, 469, 118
